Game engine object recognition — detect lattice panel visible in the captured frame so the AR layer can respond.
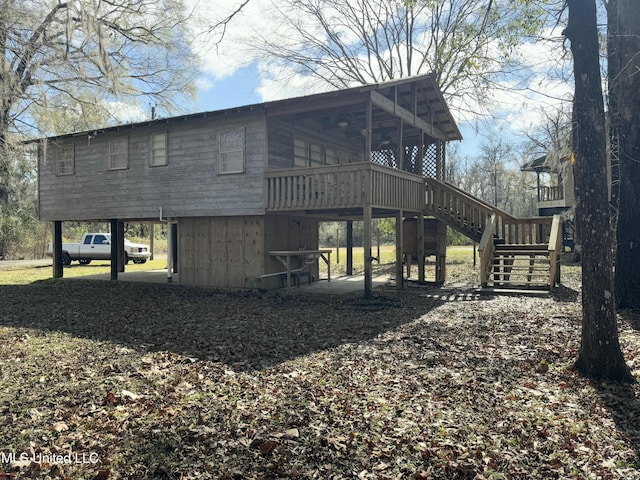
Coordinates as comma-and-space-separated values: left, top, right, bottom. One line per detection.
422, 143, 438, 178
371, 149, 398, 168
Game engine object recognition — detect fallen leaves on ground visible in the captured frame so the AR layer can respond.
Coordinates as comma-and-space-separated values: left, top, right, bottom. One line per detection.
0, 263, 639, 479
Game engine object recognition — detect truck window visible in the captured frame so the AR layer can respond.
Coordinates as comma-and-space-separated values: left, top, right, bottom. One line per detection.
94, 234, 109, 245
83, 235, 93, 245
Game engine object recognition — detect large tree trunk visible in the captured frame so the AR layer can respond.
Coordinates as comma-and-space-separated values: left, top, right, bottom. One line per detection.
565, 0, 632, 381
608, 0, 640, 309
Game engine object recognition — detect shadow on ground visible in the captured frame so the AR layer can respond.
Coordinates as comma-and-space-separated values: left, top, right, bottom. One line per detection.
0, 279, 457, 371
592, 379, 640, 469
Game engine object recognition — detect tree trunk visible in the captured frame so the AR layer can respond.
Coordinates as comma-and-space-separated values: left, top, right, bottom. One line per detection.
565, 0, 632, 381
608, 0, 640, 308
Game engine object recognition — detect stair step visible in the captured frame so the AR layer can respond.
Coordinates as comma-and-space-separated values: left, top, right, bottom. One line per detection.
495, 243, 548, 251
495, 251, 550, 257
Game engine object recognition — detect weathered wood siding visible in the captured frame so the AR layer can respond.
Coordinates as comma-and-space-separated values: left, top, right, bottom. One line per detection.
178, 216, 265, 289
176, 214, 318, 290
39, 112, 267, 221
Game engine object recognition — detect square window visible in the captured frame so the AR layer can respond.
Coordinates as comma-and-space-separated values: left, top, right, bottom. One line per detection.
150, 133, 167, 166
108, 137, 129, 170
219, 127, 245, 174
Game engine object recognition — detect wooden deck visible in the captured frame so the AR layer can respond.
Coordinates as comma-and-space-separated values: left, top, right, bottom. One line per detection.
265, 162, 424, 214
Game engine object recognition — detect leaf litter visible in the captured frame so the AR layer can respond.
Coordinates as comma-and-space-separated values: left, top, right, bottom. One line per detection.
0, 262, 638, 479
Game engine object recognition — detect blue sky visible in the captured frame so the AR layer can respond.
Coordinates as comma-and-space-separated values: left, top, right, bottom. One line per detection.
186, 2, 571, 163
195, 65, 262, 112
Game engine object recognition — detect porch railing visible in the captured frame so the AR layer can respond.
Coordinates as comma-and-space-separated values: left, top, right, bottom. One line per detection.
539, 185, 564, 202
265, 162, 424, 212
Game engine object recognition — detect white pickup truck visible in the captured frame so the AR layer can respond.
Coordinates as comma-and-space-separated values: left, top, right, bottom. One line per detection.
48, 233, 151, 266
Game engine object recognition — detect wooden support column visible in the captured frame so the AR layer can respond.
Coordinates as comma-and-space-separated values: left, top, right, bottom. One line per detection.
419, 131, 425, 176
150, 224, 155, 260
110, 219, 118, 281
53, 221, 63, 278
117, 220, 125, 273
418, 213, 425, 283
346, 221, 353, 275
436, 140, 443, 181
166, 220, 173, 282
436, 220, 447, 283
395, 211, 404, 289
398, 119, 404, 170
171, 222, 178, 273
364, 205, 373, 298
364, 95, 373, 297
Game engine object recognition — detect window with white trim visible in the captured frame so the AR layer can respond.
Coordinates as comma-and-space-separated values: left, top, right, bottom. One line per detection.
108, 137, 129, 170
219, 127, 245, 174
150, 132, 167, 166
57, 144, 75, 176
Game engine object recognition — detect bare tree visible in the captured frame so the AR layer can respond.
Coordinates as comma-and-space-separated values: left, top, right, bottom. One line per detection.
0, 0, 200, 255
564, 0, 632, 381
0, 0, 198, 145
247, 0, 555, 115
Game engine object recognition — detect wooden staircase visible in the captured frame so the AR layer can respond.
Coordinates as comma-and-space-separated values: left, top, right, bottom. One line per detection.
423, 177, 563, 291
489, 244, 552, 290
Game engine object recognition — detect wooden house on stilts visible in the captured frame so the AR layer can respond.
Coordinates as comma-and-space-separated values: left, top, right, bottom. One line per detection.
38, 74, 564, 294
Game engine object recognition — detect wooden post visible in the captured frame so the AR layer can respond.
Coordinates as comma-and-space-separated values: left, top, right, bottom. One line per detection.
110, 219, 118, 281
117, 220, 125, 273
166, 220, 173, 282
418, 213, 425, 283
150, 223, 155, 261
53, 221, 63, 278
171, 222, 178, 273
364, 95, 373, 297
435, 220, 447, 283
336, 224, 340, 264
346, 221, 353, 275
364, 205, 373, 298
395, 211, 404, 289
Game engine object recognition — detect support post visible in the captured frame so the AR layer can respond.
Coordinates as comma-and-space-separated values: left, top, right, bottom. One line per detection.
395, 211, 404, 289
110, 219, 118, 281
166, 220, 173, 282
364, 205, 373, 298
171, 222, 178, 273
53, 221, 63, 278
150, 223, 155, 261
117, 220, 125, 273
346, 221, 353, 275
418, 213, 425, 283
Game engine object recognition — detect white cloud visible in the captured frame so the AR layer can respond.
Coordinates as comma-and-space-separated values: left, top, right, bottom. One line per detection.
186, 2, 575, 155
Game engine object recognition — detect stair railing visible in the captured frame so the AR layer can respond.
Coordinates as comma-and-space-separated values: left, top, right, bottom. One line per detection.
478, 214, 498, 288
547, 214, 564, 289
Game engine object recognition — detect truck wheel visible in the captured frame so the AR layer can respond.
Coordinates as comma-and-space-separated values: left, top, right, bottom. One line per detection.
62, 252, 71, 266
133, 259, 147, 264
123, 253, 129, 265
79, 259, 91, 265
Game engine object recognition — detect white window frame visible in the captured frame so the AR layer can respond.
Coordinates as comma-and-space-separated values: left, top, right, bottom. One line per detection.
57, 144, 75, 176
219, 127, 245, 174
108, 137, 129, 170
150, 132, 168, 167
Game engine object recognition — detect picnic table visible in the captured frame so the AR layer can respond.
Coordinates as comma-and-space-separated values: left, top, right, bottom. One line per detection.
269, 249, 332, 287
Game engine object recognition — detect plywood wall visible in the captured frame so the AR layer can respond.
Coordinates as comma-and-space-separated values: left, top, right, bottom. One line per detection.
177, 214, 319, 290
178, 216, 265, 289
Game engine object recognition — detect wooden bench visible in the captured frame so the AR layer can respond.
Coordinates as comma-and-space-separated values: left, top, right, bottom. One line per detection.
259, 268, 312, 288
